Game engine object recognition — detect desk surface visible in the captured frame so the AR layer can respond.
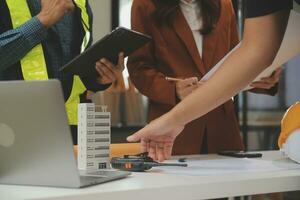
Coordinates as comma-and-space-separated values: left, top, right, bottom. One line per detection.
1, 151, 300, 200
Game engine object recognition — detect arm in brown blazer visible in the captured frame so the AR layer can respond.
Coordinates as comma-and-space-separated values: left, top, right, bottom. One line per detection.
127, 1, 177, 106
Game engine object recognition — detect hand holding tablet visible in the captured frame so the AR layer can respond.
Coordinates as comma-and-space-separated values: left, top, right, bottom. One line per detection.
60, 27, 152, 78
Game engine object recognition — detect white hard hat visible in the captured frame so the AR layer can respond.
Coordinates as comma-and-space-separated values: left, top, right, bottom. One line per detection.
281, 129, 300, 163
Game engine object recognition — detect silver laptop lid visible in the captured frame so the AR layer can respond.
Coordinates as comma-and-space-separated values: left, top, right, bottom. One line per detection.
0, 80, 81, 188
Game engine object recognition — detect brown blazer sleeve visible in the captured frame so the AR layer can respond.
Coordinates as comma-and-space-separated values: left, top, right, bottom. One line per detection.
127, 0, 177, 106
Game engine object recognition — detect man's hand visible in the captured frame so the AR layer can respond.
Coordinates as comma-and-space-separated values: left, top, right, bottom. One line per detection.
176, 77, 199, 100
95, 53, 125, 85
250, 67, 282, 89
37, 0, 75, 28
127, 114, 185, 162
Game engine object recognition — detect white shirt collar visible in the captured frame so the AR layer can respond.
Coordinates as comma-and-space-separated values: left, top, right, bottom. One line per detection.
180, 0, 197, 6
180, 0, 202, 31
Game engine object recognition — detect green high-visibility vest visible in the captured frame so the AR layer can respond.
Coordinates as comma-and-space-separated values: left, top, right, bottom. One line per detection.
6, 0, 91, 125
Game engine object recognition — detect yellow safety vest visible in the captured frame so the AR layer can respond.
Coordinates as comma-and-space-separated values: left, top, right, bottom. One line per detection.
6, 0, 91, 125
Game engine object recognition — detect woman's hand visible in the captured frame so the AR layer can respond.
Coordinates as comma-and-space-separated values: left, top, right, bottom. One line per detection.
95, 53, 125, 85
250, 67, 282, 89
127, 114, 185, 162
176, 77, 200, 100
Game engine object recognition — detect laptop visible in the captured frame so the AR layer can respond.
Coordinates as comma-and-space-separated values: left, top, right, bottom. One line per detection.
0, 80, 130, 188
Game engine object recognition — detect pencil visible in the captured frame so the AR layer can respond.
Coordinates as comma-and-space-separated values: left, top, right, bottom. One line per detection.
165, 77, 183, 82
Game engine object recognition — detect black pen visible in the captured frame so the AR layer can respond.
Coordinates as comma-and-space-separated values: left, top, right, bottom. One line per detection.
178, 157, 187, 163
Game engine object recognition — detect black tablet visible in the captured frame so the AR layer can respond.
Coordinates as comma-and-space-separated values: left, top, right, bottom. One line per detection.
60, 27, 152, 77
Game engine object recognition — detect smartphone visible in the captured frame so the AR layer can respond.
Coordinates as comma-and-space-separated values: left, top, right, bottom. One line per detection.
218, 151, 263, 158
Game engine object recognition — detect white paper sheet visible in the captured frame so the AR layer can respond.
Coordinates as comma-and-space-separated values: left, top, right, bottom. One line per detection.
156, 157, 300, 176
201, 11, 300, 90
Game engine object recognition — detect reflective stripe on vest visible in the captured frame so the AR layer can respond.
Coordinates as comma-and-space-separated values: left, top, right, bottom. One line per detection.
75, 0, 91, 53
6, 0, 91, 125
65, 0, 91, 125
6, 0, 48, 80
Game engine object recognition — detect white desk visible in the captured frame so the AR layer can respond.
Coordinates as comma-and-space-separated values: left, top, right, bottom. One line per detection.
1, 151, 300, 200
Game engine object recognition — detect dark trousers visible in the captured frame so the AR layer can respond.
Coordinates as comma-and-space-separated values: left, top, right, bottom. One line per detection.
70, 125, 78, 145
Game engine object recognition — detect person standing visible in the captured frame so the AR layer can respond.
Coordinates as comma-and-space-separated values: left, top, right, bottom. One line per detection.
127, 0, 281, 156
0, 0, 124, 143
127, 0, 295, 162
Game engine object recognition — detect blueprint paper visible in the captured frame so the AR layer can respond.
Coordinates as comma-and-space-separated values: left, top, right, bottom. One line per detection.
156, 157, 300, 176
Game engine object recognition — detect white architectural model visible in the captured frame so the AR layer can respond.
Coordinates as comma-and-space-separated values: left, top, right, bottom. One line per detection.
78, 103, 111, 171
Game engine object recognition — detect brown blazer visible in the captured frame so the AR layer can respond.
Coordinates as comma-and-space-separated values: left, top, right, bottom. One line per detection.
127, 0, 244, 155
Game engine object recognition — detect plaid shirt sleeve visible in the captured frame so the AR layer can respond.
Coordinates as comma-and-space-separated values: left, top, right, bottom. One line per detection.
0, 16, 47, 72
